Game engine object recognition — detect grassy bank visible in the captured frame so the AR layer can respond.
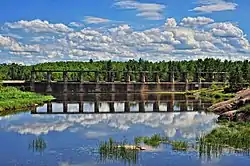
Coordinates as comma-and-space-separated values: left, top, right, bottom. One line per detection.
0, 86, 54, 112
186, 85, 235, 104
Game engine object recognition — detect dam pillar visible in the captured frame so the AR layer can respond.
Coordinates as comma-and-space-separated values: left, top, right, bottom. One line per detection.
184, 72, 189, 91
153, 101, 160, 112
126, 72, 131, 92
140, 72, 146, 92
167, 93, 175, 112
47, 102, 52, 113
95, 71, 100, 92
155, 72, 160, 83
194, 72, 202, 90
140, 72, 146, 83
78, 71, 84, 93
170, 72, 175, 92
63, 71, 68, 93
139, 101, 145, 112
109, 102, 115, 113
94, 102, 99, 113
46, 71, 52, 93
79, 93, 84, 113
30, 70, 35, 92
124, 102, 130, 112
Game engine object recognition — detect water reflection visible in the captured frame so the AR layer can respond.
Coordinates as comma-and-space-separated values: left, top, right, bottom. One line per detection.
33, 93, 212, 114
29, 137, 47, 153
1, 93, 250, 166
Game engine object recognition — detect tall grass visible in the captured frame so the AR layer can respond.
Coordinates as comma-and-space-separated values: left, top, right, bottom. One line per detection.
198, 122, 250, 151
29, 137, 47, 153
0, 86, 54, 112
98, 138, 139, 165
134, 134, 169, 147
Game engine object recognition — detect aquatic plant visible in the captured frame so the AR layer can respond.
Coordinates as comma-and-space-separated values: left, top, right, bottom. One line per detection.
198, 122, 250, 151
171, 141, 188, 151
134, 134, 169, 147
29, 137, 47, 153
98, 138, 139, 165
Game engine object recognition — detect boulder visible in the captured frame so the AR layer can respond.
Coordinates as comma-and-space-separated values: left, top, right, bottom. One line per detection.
208, 89, 250, 114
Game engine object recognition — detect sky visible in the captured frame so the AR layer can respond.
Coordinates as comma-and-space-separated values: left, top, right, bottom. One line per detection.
0, 0, 250, 64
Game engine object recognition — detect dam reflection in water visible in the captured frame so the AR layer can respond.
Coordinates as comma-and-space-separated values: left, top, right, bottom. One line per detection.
33, 93, 212, 114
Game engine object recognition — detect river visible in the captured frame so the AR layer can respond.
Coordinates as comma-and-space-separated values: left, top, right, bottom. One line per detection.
0, 93, 250, 166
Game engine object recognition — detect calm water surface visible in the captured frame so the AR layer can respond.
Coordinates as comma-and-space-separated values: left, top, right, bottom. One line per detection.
0, 93, 250, 166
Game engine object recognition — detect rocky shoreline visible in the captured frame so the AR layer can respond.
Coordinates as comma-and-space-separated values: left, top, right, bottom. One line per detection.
207, 89, 250, 122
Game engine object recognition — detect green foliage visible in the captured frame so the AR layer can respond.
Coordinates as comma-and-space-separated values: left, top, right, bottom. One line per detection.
238, 104, 250, 113
0, 58, 249, 85
187, 86, 235, 104
199, 122, 250, 151
0, 86, 54, 112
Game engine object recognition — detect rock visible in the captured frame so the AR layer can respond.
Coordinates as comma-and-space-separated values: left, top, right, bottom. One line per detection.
218, 110, 238, 121
208, 89, 250, 114
236, 113, 245, 122
116, 145, 146, 151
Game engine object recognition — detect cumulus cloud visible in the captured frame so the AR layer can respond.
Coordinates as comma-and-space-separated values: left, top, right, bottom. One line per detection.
180, 17, 214, 26
191, 0, 238, 13
0, 16, 250, 64
0, 35, 40, 54
114, 0, 166, 20
68, 22, 84, 28
83, 16, 111, 24
5, 19, 73, 33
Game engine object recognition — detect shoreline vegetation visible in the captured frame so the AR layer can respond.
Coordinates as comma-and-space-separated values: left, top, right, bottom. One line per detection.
0, 86, 54, 113
98, 133, 250, 164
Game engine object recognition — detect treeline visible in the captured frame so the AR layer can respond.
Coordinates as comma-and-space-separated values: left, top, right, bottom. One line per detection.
0, 58, 250, 86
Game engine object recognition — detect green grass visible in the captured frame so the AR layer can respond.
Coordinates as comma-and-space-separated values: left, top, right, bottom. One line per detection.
186, 85, 235, 104
198, 122, 250, 151
134, 134, 169, 147
238, 104, 250, 113
0, 86, 54, 112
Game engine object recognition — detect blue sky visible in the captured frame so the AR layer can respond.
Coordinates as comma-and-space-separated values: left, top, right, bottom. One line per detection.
0, 0, 250, 64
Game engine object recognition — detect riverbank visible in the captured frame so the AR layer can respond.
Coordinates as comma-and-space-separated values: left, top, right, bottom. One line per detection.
0, 86, 54, 112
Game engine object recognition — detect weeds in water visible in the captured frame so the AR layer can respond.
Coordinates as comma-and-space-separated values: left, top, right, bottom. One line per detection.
98, 138, 139, 165
134, 134, 169, 147
171, 141, 188, 151
197, 122, 250, 154
29, 137, 47, 153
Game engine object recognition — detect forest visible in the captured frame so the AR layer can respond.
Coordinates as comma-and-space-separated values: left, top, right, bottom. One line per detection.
0, 58, 249, 88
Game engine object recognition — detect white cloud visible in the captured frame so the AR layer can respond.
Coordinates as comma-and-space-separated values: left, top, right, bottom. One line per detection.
0, 17, 250, 64
180, 17, 214, 26
0, 35, 40, 54
114, 0, 166, 20
5, 19, 73, 33
3, 102, 219, 139
68, 22, 84, 28
83, 16, 111, 24
191, 0, 238, 13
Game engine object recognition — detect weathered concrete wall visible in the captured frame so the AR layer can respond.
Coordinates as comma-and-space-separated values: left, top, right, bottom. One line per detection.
3, 81, 225, 93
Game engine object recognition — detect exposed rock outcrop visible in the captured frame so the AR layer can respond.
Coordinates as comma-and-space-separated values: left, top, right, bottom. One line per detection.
208, 89, 250, 114
208, 89, 250, 122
